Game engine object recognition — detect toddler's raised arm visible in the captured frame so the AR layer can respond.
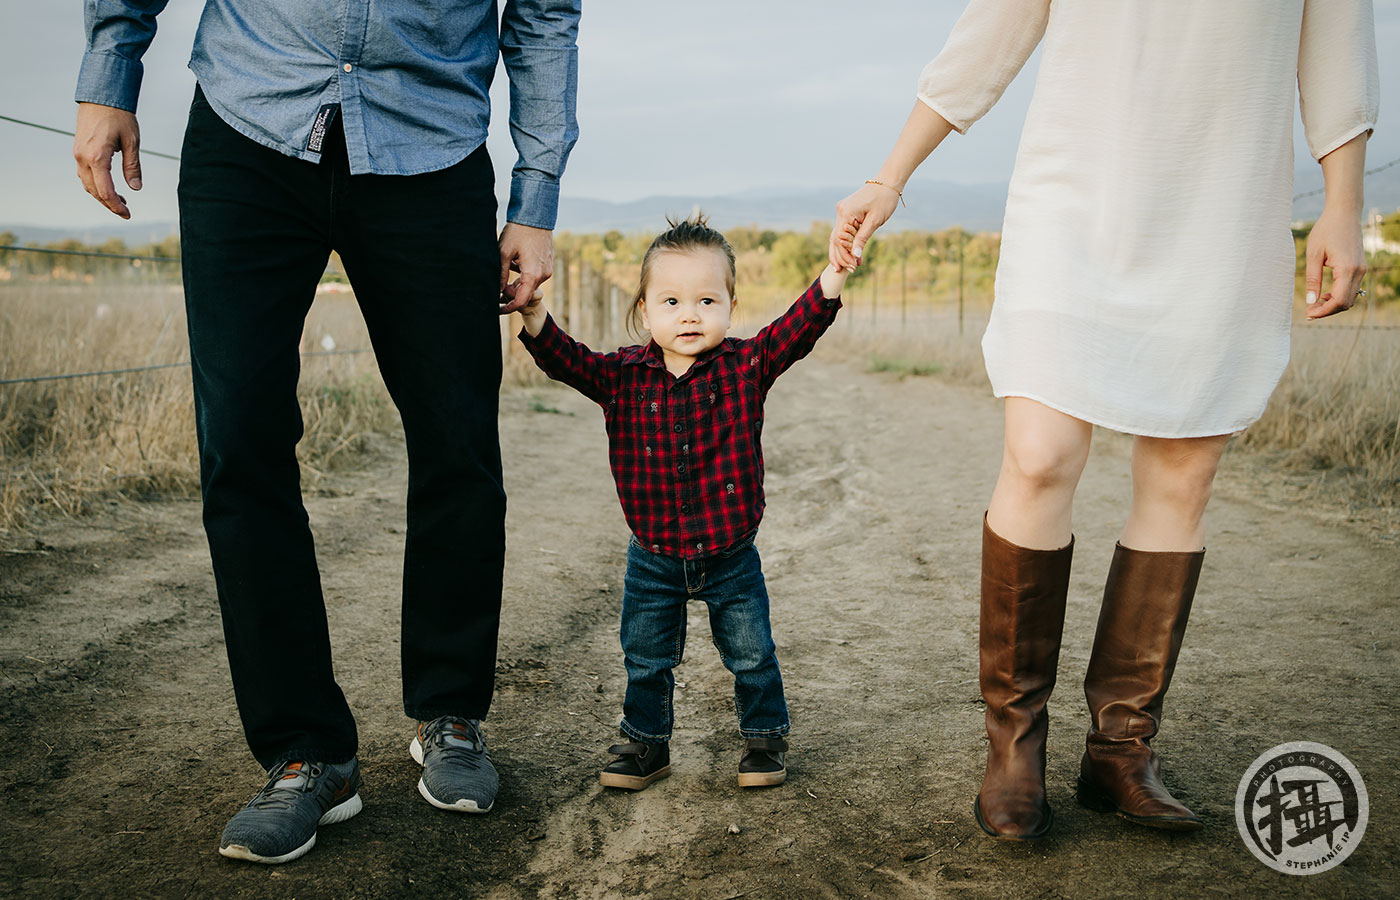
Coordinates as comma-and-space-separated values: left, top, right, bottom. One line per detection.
750, 265, 847, 392
518, 296, 622, 406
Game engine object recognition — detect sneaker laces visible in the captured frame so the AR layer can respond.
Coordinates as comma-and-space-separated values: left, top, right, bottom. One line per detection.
421, 716, 489, 771
247, 761, 321, 811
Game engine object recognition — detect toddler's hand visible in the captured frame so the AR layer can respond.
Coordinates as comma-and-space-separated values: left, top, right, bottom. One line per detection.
819, 263, 850, 299
504, 281, 548, 336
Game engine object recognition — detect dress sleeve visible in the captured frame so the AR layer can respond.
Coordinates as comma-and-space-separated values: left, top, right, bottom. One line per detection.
915, 0, 1051, 134
1298, 0, 1379, 161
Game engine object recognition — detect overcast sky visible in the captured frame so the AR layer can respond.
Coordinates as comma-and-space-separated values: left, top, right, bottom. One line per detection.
2, 1, 1397, 232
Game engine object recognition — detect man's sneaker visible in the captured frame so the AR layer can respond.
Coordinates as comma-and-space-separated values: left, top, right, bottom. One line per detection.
410, 716, 498, 813
599, 740, 671, 790
219, 759, 362, 864
737, 737, 788, 788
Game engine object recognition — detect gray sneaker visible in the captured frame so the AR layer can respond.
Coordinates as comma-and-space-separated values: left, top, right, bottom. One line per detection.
409, 716, 498, 813
219, 759, 362, 864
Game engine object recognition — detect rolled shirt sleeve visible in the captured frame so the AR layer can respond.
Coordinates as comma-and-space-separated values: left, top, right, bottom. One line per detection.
75, 0, 170, 111
500, 0, 581, 230
1298, 0, 1380, 161
916, 0, 1050, 134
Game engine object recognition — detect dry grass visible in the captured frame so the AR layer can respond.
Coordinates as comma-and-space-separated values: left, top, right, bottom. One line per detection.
3, 271, 1396, 543
0, 281, 397, 540
805, 282, 1400, 527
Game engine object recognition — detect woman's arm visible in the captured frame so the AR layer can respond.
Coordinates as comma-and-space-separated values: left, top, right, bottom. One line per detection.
1296, 0, 1378, 320
830, 102, 955, 270
1303, 134, 1368, 320
830, 0, 1051, 269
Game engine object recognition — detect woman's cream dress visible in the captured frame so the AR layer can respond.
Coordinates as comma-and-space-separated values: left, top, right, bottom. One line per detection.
918, 0, 1378, 436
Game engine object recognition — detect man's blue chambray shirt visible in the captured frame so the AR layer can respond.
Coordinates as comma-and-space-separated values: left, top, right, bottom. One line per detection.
75, 0, 580, 229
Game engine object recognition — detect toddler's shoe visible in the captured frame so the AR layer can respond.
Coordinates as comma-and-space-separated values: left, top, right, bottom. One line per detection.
737, 737, 788, 788
219, 759, 362, 864
410, 716, 498, 813
599, 739, 671, 790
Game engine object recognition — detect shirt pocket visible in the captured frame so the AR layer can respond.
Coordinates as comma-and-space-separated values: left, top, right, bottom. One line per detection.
634, 388, 665, 433
698, 379, 738, 425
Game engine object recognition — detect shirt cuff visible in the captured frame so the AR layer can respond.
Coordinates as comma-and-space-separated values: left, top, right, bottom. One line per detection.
808, 275, 842, 309
518, 312, 559, 347
508, 176, 560, 231
75, 52, 143, 112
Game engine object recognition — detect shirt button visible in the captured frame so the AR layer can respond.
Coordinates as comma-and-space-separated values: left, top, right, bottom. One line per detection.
673, 424, 683, 432
677, 464, 687, 474
342, 63, 353, 73
681, 504, 690, 513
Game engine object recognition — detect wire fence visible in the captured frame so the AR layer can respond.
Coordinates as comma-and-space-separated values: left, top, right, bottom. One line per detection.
0, 350, 377, 387
2, 110, 1397, 391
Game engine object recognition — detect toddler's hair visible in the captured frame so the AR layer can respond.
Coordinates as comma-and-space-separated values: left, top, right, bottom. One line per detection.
628, 213, 737, 339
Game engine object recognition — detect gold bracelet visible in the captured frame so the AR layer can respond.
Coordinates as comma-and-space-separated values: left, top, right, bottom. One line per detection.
865, 179, 907, 208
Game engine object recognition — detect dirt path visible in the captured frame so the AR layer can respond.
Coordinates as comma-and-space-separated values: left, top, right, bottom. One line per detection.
1, 357, 1395, 899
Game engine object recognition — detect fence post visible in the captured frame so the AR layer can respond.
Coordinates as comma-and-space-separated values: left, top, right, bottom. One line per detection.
957, 229, 966, 337
871, 266, 879, 326
901, 249, 908, 327
609, 284, 620, 344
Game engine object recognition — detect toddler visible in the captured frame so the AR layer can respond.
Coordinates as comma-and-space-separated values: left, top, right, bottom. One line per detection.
518, 215, 848, 790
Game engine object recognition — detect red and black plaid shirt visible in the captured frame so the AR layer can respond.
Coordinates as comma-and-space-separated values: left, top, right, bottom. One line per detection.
520, 277, 841, 560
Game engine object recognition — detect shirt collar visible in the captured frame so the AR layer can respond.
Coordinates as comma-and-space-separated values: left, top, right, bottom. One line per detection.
622, 337, 738, 379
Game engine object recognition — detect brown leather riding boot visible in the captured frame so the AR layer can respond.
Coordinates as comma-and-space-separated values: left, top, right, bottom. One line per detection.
973, 516, 1073, 841
1077, 543, 1204, 831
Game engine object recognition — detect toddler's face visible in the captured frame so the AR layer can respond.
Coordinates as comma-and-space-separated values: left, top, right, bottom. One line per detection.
640, 248, 733, 371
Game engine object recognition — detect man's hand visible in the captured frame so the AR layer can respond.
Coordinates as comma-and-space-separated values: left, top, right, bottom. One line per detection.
499, 222, 553, 315
74, 102, 142, 219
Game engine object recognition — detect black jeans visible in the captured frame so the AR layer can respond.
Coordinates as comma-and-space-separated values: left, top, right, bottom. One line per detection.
178, 86, 505, 769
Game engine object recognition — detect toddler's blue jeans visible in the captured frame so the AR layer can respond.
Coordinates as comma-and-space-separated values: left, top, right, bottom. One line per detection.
618, 536, 790, 742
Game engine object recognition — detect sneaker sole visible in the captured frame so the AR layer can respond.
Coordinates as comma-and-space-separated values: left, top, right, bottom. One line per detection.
218, 793, 363, 865
737, 769, 786, 788
599, 765, 671, 791
409, 736, 494, 814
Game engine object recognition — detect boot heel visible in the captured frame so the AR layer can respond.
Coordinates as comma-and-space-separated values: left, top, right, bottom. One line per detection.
1075, 775, 1116, 813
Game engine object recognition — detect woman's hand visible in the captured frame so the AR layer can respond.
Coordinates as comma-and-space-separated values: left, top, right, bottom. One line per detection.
829, 183, 900, 271
1305, 135, 1368, 320
1303, 207, 1366, 320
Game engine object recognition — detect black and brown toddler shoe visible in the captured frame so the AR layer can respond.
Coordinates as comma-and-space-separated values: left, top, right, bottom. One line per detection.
599, 740, 671, 790
737, 737, 789, 788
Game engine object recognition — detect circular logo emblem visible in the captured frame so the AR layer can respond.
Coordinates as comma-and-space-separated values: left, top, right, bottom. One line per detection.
1236, 742, 1368, 875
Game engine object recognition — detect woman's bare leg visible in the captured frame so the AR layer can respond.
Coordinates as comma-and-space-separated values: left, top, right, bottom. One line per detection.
986, 397, 1094, 550
1120, 434, 1232, 551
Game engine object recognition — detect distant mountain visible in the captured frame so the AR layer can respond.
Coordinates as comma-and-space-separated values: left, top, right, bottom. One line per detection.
0, 221, 179, 247
555, 181, 1013, 234
6, 166, 1397, 245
